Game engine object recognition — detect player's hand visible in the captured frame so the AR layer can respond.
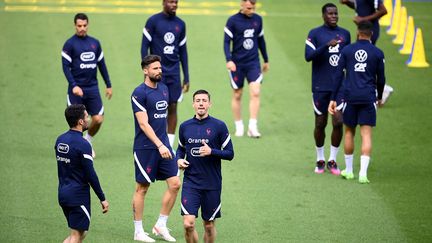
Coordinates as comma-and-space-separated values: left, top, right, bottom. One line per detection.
226, 61, 236, 72
262, 62, 270, 73
177, 159, 190, 170
353, 16, 364, 25
182, 82, 190, 93
101, 200, 109, 214
327, 39, 340, 47
199, 140, 212, 156
328, 101, 337, 115
377, 99, 384, 108
158, 145, 173, 159
105, 88, 113, 100
72, 86, 84, 97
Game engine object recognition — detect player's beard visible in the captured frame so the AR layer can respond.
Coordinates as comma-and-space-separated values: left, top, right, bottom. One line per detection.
149, 74, 162, 83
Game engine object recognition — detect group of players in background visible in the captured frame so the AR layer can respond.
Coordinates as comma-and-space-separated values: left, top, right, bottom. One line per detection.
55, 0, 389, 242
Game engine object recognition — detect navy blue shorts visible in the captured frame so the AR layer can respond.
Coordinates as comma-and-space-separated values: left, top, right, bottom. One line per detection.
162, 75, 182, 103
67, 89, 104, 116
228, 63, 262, 90
133, 149, 179, 184
312, 91, 345, 116
61, 204, 91, 231
342, 103, 377, 127
180, 187, 221, 221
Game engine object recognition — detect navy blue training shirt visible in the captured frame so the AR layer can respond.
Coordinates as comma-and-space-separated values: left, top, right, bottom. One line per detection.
305, 25, 351, 92
131, 82, 170, 150
141, 12, 189, 83
333, 39, 386, 103
62, 35, 111, 90
224, 11, 269, 64
176, 116, 234, 190
55, 129, 105, 206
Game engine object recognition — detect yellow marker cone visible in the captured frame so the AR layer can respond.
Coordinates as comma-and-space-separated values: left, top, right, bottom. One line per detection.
399, 16, 415, 55
380, 0, 392, 26
387, 0, 401, 35
393, 6, 407, 45
407, 28, 430, 68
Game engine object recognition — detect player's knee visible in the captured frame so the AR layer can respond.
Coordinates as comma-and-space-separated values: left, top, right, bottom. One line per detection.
203, 222, 215, 234
250, 88, 261, 98
183, 220, 195, 232
232, 90, 242, 100
168, 178, 181, 193
135, 184, 149, 195
332, 119, 343, 129
315, 119, 327, 130
92, 115, 104, 124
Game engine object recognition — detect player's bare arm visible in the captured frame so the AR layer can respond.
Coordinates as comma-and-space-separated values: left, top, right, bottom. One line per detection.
135, 111, 172, 159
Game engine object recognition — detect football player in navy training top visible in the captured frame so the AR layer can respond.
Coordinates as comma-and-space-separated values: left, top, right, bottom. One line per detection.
329, 21, 386, 184
55, 104, 109, 243
339, 0, 393, 104
62, 13, 113, 158
141, 0, 190, 149
224, 0, 269, 138
305, 3, 351, 175
176, 89, 234, 243
131, 55, 181, 242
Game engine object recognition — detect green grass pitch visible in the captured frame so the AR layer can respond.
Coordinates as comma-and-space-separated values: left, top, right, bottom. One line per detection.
1, 0, 432, 242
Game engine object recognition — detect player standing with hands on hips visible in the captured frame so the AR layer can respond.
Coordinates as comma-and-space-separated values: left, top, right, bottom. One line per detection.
177, 90, 234, 243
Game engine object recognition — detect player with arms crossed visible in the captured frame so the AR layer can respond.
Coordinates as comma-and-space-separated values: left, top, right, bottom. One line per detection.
224, 0, 269, 138
177, 90, 234, 243
131, 55, 181, 242
305, 3, 351, 175
141, 0, 190, 148
55, 104, 109, 243
329, 21, 386, 184
61, 13, 113, 158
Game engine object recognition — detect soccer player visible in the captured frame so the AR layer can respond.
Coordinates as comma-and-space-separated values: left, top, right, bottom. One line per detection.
131, 55, 181, 242
305, 3, 351, 175
55, 104, 109, 243
328, 21, 386, 184
339, 0, 393, 104
224, 0, 269, 138
61, 13, 113, 158
176, 90, 234, 243
141, 0, 190, 148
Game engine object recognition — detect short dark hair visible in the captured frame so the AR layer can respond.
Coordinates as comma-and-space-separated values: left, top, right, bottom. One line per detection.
65, 104, 86, 128
243, 0, 257, 4
358, 21, 373, 37
74, 13, 88, 24
193, 89, 211, 101
141, 55, 161, 69
322, 3, 337, 14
